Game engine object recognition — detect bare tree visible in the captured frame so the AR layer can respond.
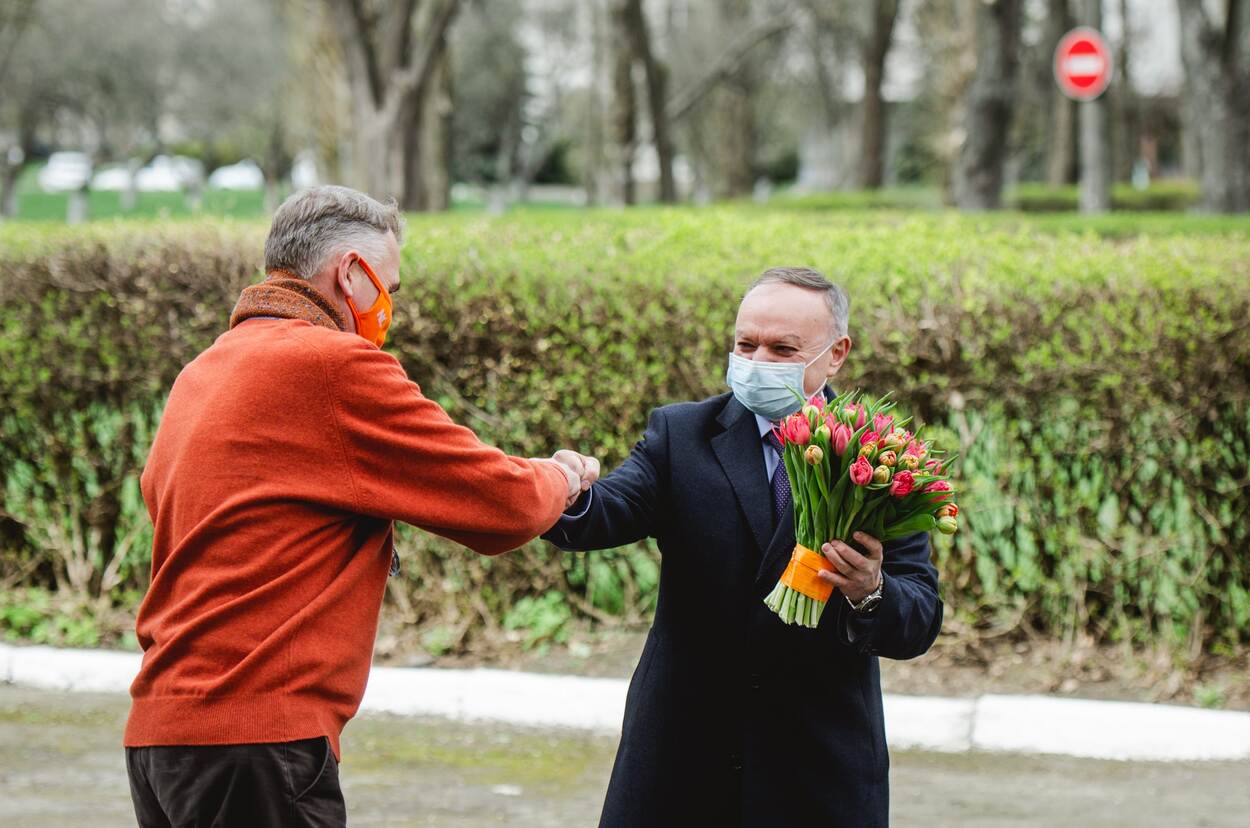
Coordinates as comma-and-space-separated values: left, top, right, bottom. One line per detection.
623, 0, 675, 202
1111, 0, 1137, 182
1077, 0, 1110, 213
953, 0, 1022, 209
0, 0, 39, 217
325, 0, 462, 211
1176, 0, 1249, 213
858, 0, 900, 189
606, 0, 638, 204
0, 0, 36, 79
1043, 0, 1076, 186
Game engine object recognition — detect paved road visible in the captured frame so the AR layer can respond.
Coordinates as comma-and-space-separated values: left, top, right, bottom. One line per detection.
1, 685, 1246, 827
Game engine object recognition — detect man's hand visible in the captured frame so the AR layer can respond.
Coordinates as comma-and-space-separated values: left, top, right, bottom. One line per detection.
550, 449, 601, 508
818, 531, 883, 603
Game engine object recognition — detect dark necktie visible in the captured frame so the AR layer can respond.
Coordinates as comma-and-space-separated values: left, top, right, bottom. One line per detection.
764, 431, 791, 528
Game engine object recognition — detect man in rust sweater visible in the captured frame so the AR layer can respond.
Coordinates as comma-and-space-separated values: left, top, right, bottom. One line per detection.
124, 185, 583, 826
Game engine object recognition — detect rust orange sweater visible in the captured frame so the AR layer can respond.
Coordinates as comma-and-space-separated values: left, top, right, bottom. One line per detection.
125, 317, 568, 758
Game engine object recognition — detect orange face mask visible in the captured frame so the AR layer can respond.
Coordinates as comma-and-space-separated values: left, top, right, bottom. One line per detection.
345, 257, 392, 348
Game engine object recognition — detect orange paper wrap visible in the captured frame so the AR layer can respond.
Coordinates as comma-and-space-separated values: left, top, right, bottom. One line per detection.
778, 543, 836, 602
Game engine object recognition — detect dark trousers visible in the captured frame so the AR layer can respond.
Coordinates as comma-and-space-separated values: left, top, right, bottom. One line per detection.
126, 737, 346, 828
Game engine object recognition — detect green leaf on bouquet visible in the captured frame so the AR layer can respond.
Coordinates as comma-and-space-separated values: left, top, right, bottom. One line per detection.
882, 512, 938, 540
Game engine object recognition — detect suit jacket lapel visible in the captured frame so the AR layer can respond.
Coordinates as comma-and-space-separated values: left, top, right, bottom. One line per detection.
710, 397, 773, 556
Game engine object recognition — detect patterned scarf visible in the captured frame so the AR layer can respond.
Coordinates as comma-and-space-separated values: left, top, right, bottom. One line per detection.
229, 272, 348, 332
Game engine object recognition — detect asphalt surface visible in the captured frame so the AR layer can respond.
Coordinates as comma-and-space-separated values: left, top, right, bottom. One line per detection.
1, 684, 1246, 827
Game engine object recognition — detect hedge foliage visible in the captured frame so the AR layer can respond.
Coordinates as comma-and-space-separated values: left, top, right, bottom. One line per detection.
2, 207, 1249, 659
1007, 180, 1202, 213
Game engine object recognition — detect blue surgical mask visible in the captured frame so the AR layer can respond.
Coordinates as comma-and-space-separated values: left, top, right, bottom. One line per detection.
725, 340, 835, 420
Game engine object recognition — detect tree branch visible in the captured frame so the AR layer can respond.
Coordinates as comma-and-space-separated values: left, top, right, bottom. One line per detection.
383, 0, 420, 74
665, 16, 793, 123
0, 0, 37, 81
1224, 0, 1244, 71
378, 0, 461, 128
327, 0, 384, 109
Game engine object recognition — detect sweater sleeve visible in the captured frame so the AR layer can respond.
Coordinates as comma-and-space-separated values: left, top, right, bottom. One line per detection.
322, 337, 570, 556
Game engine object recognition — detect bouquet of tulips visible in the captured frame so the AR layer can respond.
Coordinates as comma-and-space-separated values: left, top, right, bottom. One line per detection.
763, 390, 960, 628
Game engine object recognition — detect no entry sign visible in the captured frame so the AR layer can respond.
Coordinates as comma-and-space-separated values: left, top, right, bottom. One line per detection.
1054, 27, 1113, 102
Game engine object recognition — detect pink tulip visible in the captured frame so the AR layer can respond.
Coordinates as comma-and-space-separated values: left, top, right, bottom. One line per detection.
889, 470, 915, 497
873, 414, 893, 435
772, 424, 787, 447
924, 480, 953, 501
904, 439, 925, 457
860, 430, 880, 446
849, 456, 874, 486
807, 393, 826, 410
843, 403, 867, 429
831, 422, 853, 455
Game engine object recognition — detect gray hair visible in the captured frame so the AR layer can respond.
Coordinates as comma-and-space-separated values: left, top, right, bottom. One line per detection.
747, 266, 850, 338
264, 185, 404, 279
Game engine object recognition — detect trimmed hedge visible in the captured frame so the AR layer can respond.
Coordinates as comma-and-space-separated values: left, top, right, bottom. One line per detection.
2, 208, 1249, 658
1007, 180, 1202, 213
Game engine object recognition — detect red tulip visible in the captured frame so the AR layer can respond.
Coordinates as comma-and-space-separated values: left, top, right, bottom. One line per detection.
889, 470, 916, 497
924, 480, 953, 501
860, 430, 880, 446
849, 456, 873, 486
786, 415, 811, 445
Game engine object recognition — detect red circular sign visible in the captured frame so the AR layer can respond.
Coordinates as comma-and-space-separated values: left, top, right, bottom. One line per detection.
1054, 27, 1113, 102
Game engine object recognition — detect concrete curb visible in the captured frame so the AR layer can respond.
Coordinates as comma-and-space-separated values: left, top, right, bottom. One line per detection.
2, 643, 1247, 763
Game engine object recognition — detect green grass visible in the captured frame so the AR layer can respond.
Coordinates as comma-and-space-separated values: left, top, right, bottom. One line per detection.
11, 188, 268, 221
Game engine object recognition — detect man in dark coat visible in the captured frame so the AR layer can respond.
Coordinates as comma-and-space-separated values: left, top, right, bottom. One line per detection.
544, 267, 943, 827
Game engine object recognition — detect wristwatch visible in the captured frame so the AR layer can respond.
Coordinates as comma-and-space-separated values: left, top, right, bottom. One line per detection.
847, 573, 884, 614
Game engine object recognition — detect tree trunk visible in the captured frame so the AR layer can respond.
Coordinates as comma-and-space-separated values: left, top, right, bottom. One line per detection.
327, 0, 461, 210
859, 0, 899, 190
1077, 0, 1111, 213
1112, 0, 1137, 182
1, 168, 19, 218
719, 0, 757, 199
1176, 0, 1250, 213
606, 0, 637, 205
953, 0, 1022, 210
624, 0, 676, 202
1044, 0, 1076, 186
583, 0, 607, 205
403, 34, 452, 211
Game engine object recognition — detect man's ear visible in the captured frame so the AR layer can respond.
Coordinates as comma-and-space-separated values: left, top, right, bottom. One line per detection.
826, 336, 852, 379
334, 251, 359, 300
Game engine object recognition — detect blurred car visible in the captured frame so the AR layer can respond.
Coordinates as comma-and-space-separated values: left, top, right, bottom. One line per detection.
207, 160, 263, 190
91, 155, 206, 192
167, 155, 204, 188
290, 152, 319, 190
91, 165, 132, 191
37, 151, 92, 192
134, 156, 183, 192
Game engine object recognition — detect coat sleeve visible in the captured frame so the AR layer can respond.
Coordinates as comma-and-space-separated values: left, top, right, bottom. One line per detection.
832, 531, 943, 660
323, 338, 570, 556
542, 407, 670, 551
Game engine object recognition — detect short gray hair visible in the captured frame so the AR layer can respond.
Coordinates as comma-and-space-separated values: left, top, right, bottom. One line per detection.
264, 185, 404, 279
747, 266, 850, 338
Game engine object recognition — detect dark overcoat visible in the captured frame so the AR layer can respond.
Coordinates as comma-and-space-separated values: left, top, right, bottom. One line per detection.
544, 392, 943, 827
